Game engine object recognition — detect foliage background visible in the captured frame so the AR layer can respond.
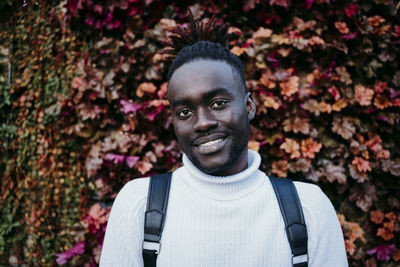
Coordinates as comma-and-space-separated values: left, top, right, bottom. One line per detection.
1, 0, 399, 266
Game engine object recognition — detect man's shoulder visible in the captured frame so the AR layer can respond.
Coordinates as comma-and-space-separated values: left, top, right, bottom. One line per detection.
292, 181, 322, 196
292, 181, 332, 211
114, 176, 151, 204
292, 180, 337, 221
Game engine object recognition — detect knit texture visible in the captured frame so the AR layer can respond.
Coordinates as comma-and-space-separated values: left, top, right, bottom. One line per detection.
100, 150, 348, 267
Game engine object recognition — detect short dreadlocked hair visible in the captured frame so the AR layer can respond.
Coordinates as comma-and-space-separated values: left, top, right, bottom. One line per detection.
161, 14, 246, 90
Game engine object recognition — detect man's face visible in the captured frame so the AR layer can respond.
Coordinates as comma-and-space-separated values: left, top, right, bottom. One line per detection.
167, 59, 255, 176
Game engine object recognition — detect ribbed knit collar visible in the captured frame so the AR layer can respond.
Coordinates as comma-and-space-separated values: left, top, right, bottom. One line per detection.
180, 150, 266, 201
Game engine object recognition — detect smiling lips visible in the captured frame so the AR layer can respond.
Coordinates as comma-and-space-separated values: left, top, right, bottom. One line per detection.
193, 134, 227, 154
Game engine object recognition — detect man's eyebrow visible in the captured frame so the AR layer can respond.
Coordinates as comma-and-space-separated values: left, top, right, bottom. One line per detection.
170, 98, 191, 110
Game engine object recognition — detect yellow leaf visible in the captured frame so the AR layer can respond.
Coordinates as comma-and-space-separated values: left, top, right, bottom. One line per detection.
263, 96, 280, 110
248, 140, 260, 152
332, 99, 347, 111
252, 27, 273, 39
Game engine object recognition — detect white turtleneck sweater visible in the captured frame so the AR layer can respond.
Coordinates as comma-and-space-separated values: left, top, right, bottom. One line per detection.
100, 150, 348, 267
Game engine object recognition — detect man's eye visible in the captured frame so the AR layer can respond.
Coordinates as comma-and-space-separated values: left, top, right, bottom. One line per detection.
211, 100, 228, 109
177, 109, 192, 119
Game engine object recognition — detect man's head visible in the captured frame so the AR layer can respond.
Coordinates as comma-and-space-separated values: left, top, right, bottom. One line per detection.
167, 56, 255, 176
163, 16, 256, 176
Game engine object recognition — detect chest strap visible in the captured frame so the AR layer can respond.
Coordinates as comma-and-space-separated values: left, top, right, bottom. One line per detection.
269, 177, 308, 267
142, 172, 172, 267
142, 174, 308, 267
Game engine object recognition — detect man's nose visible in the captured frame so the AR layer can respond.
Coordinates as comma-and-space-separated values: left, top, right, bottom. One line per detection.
193, 108, 217, 131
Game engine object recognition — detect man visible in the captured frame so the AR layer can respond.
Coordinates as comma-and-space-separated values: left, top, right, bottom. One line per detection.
100, 18, 348, 267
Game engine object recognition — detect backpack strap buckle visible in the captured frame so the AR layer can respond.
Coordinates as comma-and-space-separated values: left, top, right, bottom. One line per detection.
292, 253, 308, 266
143, 240, 161, 254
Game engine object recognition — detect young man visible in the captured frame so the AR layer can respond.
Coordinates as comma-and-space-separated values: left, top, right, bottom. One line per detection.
100, 19, 348, 267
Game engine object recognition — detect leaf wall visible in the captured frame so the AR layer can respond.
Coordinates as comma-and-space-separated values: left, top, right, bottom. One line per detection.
1, 0, 399, 265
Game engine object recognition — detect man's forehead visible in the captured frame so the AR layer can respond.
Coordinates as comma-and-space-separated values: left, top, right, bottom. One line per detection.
169, 59, 234, 80
167, 59, 243, 97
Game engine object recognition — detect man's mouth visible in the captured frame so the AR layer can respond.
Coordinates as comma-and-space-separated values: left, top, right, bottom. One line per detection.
199, 138, 224, 148
193, 134, 227, 154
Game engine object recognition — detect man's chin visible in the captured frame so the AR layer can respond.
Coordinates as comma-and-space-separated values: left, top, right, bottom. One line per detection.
195, 164, 229, 176
185, 146, 249, 176
192, 158, 236, 177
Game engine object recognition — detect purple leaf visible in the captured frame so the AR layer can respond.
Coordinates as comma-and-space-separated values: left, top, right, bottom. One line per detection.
125, 156, 140, 168
341, 32, 357, 40
120, 100, 142, 114
56, 241, 85, 265
105, 153, 125, 164
112, 20, 121, 28
389, 88, 400, 98
147, 105, 163, 121
367, 244, 395, 261
85, 15, 95, 26
306, 0, 314, 9
377, 116, 388, 122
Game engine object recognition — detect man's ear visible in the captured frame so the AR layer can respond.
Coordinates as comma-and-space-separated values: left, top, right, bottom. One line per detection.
246, 92, 256, 120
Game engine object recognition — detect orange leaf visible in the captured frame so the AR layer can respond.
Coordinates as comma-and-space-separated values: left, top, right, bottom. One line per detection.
301, 138, 322, 159
136, 160, 153, 175
345, 239, 357, 255
157, 82, 168, 98
385, 211, 397, 221
136, 82, 157, 98
280, 138, 301, 159
280, 76, 299, 97
230, 46, 247, 56
365, 135, 383, 152
320, 102, 332, 113
374, 81, 387, 93
335, 22, 350, 34
377, 227, 394, 240
272, 160, 287, 178
309, 36, 325, 46
374, 94, 391, 109
283, 117, 310, 134
352, 157, 371, 172
394, 249, 400, 261
259, 71, 276, 89
383, 221, 395, 232
354, 84, 374, 106
370, 210, 384, 224
367, 15, 385, 26
347, 221, 365, 242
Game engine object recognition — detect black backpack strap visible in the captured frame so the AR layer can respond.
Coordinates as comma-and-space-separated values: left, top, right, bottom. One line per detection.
269, 177, 308, 267
142, 172, 172, 267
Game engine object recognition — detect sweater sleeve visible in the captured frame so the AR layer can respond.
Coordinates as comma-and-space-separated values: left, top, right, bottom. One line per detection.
294, 182, 348, 267
99, 178, 149, 267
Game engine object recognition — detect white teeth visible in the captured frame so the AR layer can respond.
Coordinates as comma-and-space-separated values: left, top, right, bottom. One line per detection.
199, 138, 223, 147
